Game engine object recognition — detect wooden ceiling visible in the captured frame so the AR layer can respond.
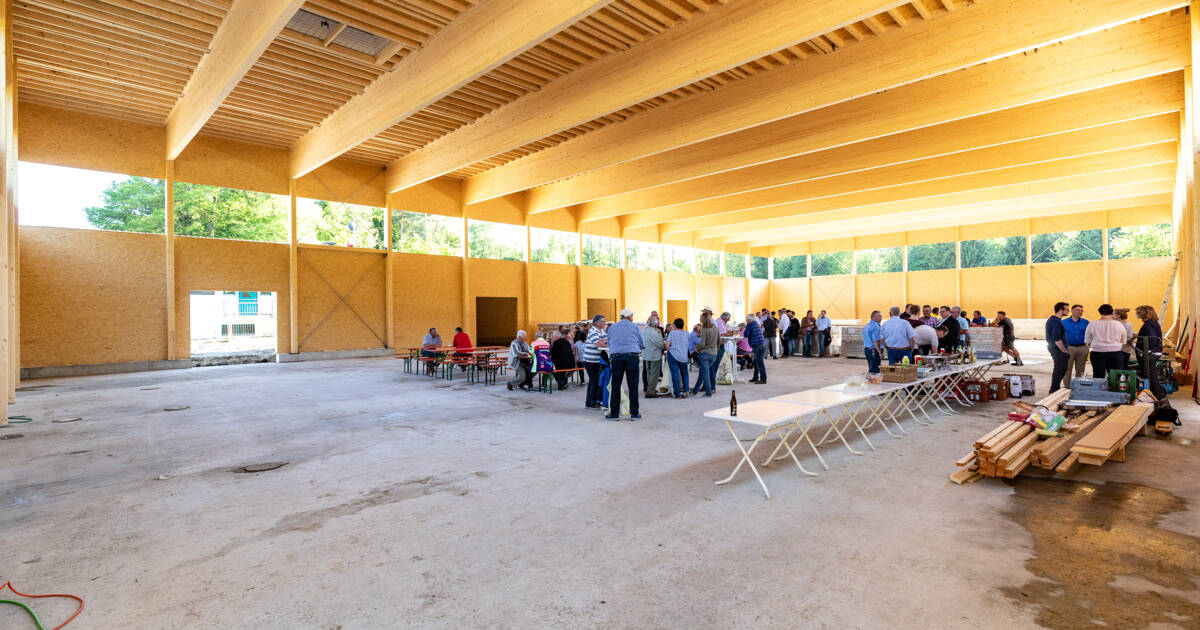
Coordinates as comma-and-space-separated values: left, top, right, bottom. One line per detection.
11, 0, 1193, 250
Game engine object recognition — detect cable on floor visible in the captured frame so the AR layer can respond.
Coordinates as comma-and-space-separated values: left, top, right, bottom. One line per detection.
0, 582, 83, 629
0, 599, 46, 629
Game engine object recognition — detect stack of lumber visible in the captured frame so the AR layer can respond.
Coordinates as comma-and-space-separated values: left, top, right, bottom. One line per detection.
1070, 402, 1153, 466
1029, 409, 1107, 472
950, 389, 1072, 484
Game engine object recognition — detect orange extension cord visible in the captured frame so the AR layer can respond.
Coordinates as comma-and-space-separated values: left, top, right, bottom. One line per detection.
0, 582, 83, 629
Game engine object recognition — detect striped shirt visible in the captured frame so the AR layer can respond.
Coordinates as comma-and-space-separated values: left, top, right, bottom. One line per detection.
583, 327, 607, 363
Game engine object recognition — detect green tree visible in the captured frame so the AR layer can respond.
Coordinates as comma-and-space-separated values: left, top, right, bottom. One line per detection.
725, 252, 746, 277
84, 177, 166, 234
468, 220, 524, 261
1109, 224, 1171, 259
697, 250, 721, 275
906, 242, 955, 271
855, 247, 901, 274
174, 183, 287, 242
582, 235, 621, 267
394, 210, 461, 256
306, 199, 385, 249
750, 256, 769, 279
530, 229, 576, 264
1031, 230, 1101, 263
961, 236, 1026, 268
811, 251, 851, 276
772, 255, 807, 279
664, 246, 693, 273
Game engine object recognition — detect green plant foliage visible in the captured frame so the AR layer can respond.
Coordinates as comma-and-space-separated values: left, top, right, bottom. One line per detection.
772, 255, 807, 279
529, 227, 577, 264
725, 252, 746, 277
625, 240, 662, 271
960, 236, 1026, 268
664, 245, 693, 273
394, 210, 462, 256
1031, 229, 1102, 263
83, 177, 168, 234
750, 256, 768, 279
299, 199, 385, 249
906, 242, 955, 271
811, 251, 851, 276
696, 250, 721, 275
854, 247, 901, 274
468, 220, 525, 261
582, 234, 621, 268
1108, 223, 1171, 259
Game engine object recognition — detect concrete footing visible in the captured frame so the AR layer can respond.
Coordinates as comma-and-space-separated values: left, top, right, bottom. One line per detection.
20, 358, 192, 379
275, 348, 394, 363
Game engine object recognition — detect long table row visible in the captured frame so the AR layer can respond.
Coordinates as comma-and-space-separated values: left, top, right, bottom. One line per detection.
704, 359, 1002, 498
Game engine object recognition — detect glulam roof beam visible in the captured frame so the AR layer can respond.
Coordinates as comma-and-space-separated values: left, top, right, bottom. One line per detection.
492, 0, 1185, 212
383, 0, 912, 193
288, 0, 608, 178
165, 0, 306, 160
524, 12, 1189, 215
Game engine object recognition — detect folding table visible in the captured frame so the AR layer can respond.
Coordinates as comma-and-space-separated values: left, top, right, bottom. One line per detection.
769, 388, 877, 461
704, 400, 817, 499
820, 382, 909, 438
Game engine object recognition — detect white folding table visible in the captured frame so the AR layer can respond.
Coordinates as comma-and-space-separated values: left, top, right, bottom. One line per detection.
769, 389, 877, 461
704, 400, 817, 499
820, 382, 909, 438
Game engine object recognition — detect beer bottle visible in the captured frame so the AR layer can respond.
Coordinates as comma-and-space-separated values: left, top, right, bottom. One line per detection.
730, 389, 738, 417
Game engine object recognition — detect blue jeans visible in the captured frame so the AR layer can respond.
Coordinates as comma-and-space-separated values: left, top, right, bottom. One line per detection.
692, 352, 716, 395
865, 348, 881, 374
802, 331, 813, 356
752, 343, 767, 382
815, 329, 827, 356
667, 354, 689, 397
886, 348, 910, 365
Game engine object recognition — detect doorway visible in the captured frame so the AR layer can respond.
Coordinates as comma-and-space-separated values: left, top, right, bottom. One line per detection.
666, 299, 689, 328
475, 296, 518, 346
189, 290, 278, 365
586, 298, 616, 322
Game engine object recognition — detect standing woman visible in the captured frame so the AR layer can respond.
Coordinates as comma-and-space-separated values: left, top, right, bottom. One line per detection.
691, 310, 719, 397
1083, 303, 1127, 380
1114, 308, 1136, 369
664, 318, 691, 398
1133, 305, 1163, 395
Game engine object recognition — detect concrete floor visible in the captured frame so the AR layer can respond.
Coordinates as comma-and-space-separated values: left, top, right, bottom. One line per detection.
2, 342, 1198, 629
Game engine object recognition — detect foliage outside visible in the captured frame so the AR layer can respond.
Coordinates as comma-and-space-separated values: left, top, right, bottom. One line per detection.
855, 247, 901, 274
1031, 229, 1101, 264
297, 198, 385, 249
724, 252, 746, 277
750, 256, 768, 279
1108, 223, 1171, 259
772, 255, 807, 279
696, 250, 721, 275
83, 176, 167, 234
529, 227, 577, 264
582, 234, 621, 268
906, 242, 955, 271
394, 210, 461, 256
811, 251, 851, 276
664, 245, 693, 273
468, 220, 525, 261
625, 240, 662, 271
88, 178, 290, 243
961, 236, 1026, 268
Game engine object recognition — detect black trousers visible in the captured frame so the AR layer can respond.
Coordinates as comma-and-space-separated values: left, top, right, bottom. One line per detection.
584, 362, 603, 406
1090, 350, 1126, 381
609, 353, 640, 416
1048, 345, 1069, 392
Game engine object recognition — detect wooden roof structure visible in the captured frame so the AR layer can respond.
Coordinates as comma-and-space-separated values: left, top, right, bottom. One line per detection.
12, 0, 1193, 248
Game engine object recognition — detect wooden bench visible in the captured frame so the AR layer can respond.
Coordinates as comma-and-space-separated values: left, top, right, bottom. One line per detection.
538, 367, 584, 394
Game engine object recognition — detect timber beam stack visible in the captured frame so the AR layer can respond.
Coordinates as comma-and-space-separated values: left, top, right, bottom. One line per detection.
950, 389, 1072, 484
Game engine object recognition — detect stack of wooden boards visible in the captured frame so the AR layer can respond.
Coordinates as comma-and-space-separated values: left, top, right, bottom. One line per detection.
949, 389, 1153, 484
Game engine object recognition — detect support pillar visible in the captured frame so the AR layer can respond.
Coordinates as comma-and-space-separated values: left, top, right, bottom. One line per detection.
576, 221, 584, 321
1102, 211, 1110, 304
1025, 219, 1033, 318
462, 214, 471, 337
165, 159, 176, 360
0, 0, 10, 421
524, 218, 532, 333
954, 226, 963, 308
384, 198, 394, 349
901, 232, 909, 307
288, 179, 299, 354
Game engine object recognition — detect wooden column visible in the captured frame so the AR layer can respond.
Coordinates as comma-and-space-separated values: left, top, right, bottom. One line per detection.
5, 1, 14, 403
954, 226, 963, 307
806, 250, 813, 314
1190, 4, 1200, 367
461, 214, 471, 336
767, 251, 774, 308
850, 245, 857, 320
0, 0, 9, 421
619, 229, 627, 308
576, 220, 584, 320
717, 243, 726, 315
523, 218, 532, 332
384, 197, 394, 349
1101, 210, 1110, 304
165, 159, 176, 360
743, 253, 750, 316
288, 179, 299, 354
658, 231, 666, 319
1025, 219, 1034, 318
691, 235, 699, 317
901, 232, 909, 307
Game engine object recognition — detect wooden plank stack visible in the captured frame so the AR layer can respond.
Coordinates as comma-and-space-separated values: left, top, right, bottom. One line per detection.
1070, 402, 1152, 465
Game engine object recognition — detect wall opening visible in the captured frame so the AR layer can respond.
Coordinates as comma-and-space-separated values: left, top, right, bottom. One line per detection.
190, 290, 278, 365
586, 298, 616, 322
475, 297, 518, 346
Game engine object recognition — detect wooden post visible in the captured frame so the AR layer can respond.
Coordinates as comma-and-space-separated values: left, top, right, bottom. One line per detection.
743, 252, 750, 316
806, 249, 813, 314
288, 179, 299, 354
691, 235, 699, 317
718, 243, 726, 315
1102, 210, 1110, 304
1025, 219, 1034, 318
165, 159, 176, 360
850, 244, 857, 320
5, 4, 14, 403
954, 226, 963, 307
576, 220, 584, 320
658, 230, 666, 319
1190, 5, 1200, 368
461, 214, 471, 337
767, 250, 774, 308
524, 218, 532, 332
901, 232, 909, 307
384, 197, 394, 349
0, 0, 9, 421
619, 228, 627, 308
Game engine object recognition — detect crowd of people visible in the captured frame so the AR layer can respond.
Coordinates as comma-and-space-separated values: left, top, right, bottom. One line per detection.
860, 303, 1014, 372
1044, 302, 1163, 393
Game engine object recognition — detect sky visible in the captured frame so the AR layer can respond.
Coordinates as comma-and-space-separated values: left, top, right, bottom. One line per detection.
18, 161, 128, 229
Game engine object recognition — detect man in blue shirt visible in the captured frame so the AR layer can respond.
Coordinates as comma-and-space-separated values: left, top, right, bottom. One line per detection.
1045, 301, 1070, 392
1061, 304, 1090, 387
863, 310, 883, 374
605, 308, 645, 421
815, 310, 832, 357
881, 306, 916, 365
744, 316, 768, 384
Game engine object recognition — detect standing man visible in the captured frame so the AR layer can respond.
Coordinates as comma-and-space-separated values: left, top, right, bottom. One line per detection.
881, 306, 917, 364
641, 313, 665, 399
953, 306, 970, 348
1061, 304, 1090, 387
994, 311, 1022, 366
800, 310, 816, 357
744, 315, 768, 383
762, 311, 779, 359
815, 310, 832, 357
787, 310, 801, 357
1045, 302, 1070, 392
921, 305, 939, 328
777, 309, 791, 357
1084, 304, 1127, 380
936, 306, 961, 353
863, 310, 883, 374
582, 315, 608, 409
605, 308, 644, 420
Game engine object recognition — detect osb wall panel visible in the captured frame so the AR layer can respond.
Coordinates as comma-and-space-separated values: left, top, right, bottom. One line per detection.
468, 258, 526, 332
393, 253, 462, 347
581, 217, 620, 238
625, 269, 660, 317
811, 275, 853, 319
297, 160, 388, 207
174, 136, 289, 195
906, 269, 957, 309
1110, 257, 1172, 314
529, 262, 577, 324
297, 248, 387, 352
855, 273, 903, 320
961, 266, 1027, 317
771, 278, 810, 313
1031, 260, 1105, 317
389, 178, 462, 218
581, 266, 620, 310
173, 237, 291, 357
697, 275, 721, 312
19, 103, 165, 178
662, 271, 694, 303
723, 277, 746, 312
527, 208, 577, 232
750, 278, 769, 310
20, 227, 167, 366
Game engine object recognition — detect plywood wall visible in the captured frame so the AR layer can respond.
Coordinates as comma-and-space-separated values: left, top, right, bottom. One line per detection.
581, 266, 620, 316
392, 252, 463, 347
771, 278, 809, 313
528, 262, 578, 324
961, 266, 1026, 317
906, 269, 957, 310
173, 236, 291, 357
625, 269, 660, 317
296, 247, 387, 352
20, 227, 167, 366
811, 276, 854, 319
855, 272, 903, 320
468, 258, 526, 333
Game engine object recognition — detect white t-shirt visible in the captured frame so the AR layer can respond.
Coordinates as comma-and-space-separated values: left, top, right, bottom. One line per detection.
913, 324, 939, 348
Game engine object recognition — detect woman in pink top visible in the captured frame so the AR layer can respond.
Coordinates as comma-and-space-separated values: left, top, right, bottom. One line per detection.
1084, 303, 1128, 379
